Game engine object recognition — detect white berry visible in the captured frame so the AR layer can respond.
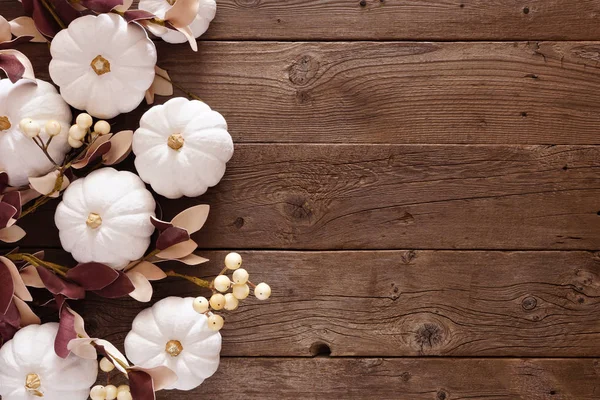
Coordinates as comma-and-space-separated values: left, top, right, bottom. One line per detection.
68, 124, 86, 140
44, 120, 62, 137
20, 118, 40, 138
207, 314, 224, 331
117, 391, 132, 400
68, 135, 84, 148
254, 282, 271, 300
117, 385, 130, 393
224, 293, 239, 310
105, 385, 118, 400
76, 113, 93, 129
209, 293, 226, 310
224, 252, 242, 270
99, 357, 115, 372
213, 275, 231, 292
90, 385, 106, 400
94, 120, 111, 135
232, 268, 249, 284
192, 296, 209, 313
232, 284, 250, 300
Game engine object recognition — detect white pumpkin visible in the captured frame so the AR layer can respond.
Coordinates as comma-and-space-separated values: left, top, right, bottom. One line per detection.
139, 0, 216, 44
0, 79, 71, 187
49, 13, 157, 119
124, 297, 221, 390
0, 323, 98, 400
132, 97, 234, 199
54, 167, 156, 269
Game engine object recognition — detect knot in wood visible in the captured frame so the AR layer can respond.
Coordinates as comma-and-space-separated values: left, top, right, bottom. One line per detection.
415, 323, 444, 349
288, 55, 319, 86
234, 0, 261, 7
436, 390, 448, 400
521, 296, 537, 310
284, 196, 313, 220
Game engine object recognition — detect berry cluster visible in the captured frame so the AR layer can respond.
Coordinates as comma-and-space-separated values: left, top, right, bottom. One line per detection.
192, 252, 271, 331
89, 358, 132, 400
68, 113, 111, 148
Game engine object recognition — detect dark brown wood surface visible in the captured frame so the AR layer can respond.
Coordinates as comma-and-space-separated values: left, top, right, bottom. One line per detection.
2, 0, 600, 399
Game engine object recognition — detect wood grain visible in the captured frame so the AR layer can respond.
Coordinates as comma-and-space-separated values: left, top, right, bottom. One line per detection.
3, 0, 600, 41
77, 250, 600, 357
15, 41, 600, 144
12, 144, 600, 250
174, 358, 600, 400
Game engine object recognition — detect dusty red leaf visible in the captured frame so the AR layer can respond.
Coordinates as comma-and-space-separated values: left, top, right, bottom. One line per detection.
131, 366, 177, 391
0, 202, 17, 229
1, 298, 19, 327
36, 266, 85, 299
30, 0, 80, 38
0, 36, 33, 50
150, 216, 172, 231
77, 0, 123, 13
0, 256, 31, 301
0, 260, 14, 314
20, 265, 44, 288
0, 53, 25, 83
66, 262, 119, 290
156, 226, 189, 250
71, 138, 112, 169
129, 370, 156, 400
93, 272, 134, 298
2, 191, 21, 219
54, 302, 76, 358
0, 172, 8, 193
123, 9, 156, 22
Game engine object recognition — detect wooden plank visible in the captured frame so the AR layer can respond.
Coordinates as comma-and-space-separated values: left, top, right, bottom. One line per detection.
78, 250, 600, 357
16, 41, 600, 144
3, 1, 600, 41
12, 144, 600, 250
164, 358, 600, 400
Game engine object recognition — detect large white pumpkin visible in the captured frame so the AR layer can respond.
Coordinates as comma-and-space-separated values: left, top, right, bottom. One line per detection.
124, 297, 221, 390
49, 13, 157, 119
54, 167, 156, 269
132, 97, 234, 199
139, 0, 216, 44
0, 79, 71, 187
0, 323, 98, 400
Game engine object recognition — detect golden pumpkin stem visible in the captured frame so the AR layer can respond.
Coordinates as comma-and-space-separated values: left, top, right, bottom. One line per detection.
25, 373, 43, 397
168, 133, 184, 150
86, 213, 102, 229
165, 340, 183, 357
166, 0, 176, 5
91, 55, 111, 76
0, 116, 11, 131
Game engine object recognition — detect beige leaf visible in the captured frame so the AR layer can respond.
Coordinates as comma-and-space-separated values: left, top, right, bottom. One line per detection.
127, 261, 166, 281
0, 224, 25, 243
174, 25, 198, 52
0, 15, 11, 43
143, 21, 169, 37
0, 256, 32, 301
165, 0, 199, 28
177, 253, 209, 265
71, 134, 113, 169
67, 338, 97, 359
13, 296, 41, 326
156, 239, 198, 260
29, 170, 68, 197
126, 271, 153, 302
131, 366, 178, 391
68, 307, 88, 337
113, 0, 133, 12
0, 49, 35, 80
153, 66, 174, 96
145, 89, 155, 105
9, 17, 47, 42
94, 339, 130, 374
20, 265, 44, 288
19, 188, 41, 205
171, 204, 209, 234
103, 130, 133, 165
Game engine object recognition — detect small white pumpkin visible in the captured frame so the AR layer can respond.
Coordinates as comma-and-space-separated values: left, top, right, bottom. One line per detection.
0, 79, 71, 187
132, 97, 234, 199
139, 0, 216, 44
0, 323, 98, 400
49, 13, 157, 119
124, 297, 221, 390
54, 167, 156, 269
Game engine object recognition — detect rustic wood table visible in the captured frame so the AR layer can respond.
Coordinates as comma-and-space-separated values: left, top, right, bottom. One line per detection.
3, 0, 600, 398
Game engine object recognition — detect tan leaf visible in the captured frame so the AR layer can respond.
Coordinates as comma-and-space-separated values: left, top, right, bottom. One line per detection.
0, 16, 10, 43
71, 134, 113, 169
127, 261, 166, 281
126, 271, 153, 302
165, 0, 199, 28
113, 0, 133, 11
68, 307, 88, 338
174, 25, 197, 52
94, 339, 129, 374
29, 170, 69, 197
19, 188, 41, 205
13, 296, 40, 326
156, 239, 198, 260
153, 66, 173, 96
0, 49, 35, 80
20, 265, 44, 288
143, 21, 169, 37
177, 253, 209, 265
103, 130, 133, 165
9, 17, 47, 42
0, 256, 32, 301
67, 338, 97, 359
0, 224, 25, 243
171, 204, 209, 234
145, 89, 155, 105
130, 366, 178, 391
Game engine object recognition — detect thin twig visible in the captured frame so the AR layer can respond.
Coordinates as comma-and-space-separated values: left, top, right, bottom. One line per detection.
155, 71, 204, 102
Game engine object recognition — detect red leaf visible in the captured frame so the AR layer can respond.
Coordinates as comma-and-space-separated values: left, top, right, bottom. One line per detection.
156, 226, 189, 250
123, 9, 157, 23
129, 370, 156, 400
77, 0, 123, 13
0, 172, 8, 193
0, 260, 14, 314
0, 320, 18, 346
0, 202, 17, 229
93, 272, 134, 298
54, 302, 76, 358
36, 267, 85, 299
150, 216, 172, 232
2, 191, 21, 219
66, 262, 119, 290
0, 36, 33, 50
30, 0, 80, 38
71, 138, 111, 169
0, 53, 25, 83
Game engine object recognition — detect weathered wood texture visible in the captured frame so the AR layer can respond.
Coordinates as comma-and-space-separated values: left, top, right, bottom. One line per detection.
3, 0, 600, 41
16, 41, 600, 144
13, 144, 600, 250
176, 358, 600, 400
77, 250, 600, 357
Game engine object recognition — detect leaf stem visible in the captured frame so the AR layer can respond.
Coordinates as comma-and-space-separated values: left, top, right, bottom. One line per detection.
40, 0, 67, 29
6, 253, 69, 277
155, 70, 204, 102
165, 270, 211, 288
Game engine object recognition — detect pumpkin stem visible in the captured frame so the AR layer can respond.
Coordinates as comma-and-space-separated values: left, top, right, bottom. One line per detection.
168, 134, 185, 150
25, 373, 43, 397
90, 55, 111, 76
0, 116, 10, 131
86, 213, 102, 229
165, 340, 183, 357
